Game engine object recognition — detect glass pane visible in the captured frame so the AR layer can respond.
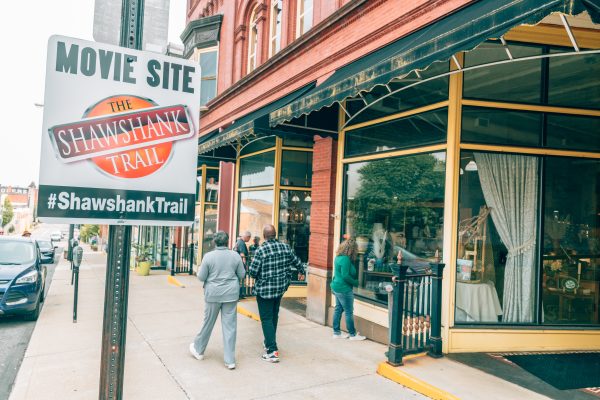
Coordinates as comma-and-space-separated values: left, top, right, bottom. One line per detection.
281, 151, 312, 187
202, 204, 218, 256
240, 151, 275, 188
279, 190, 311, 280
464, 42, 543, 104
548, 52, 600, 110
196, 174, 202, 200
283, 135, 313, 147
238, 190, 274, 243
199, 50, 217, 77
347, 62, 449, 126
200, 78, 217, 106
542, 157, 600, 325
344, 108, 447, 158
461, 106, 542, 147
303, 0, 313, 32
546, 114, 600, 152
240, 136, 276, 155
343, 152, 446, 305
205, 168, 219, 203
455, 152, 539, 324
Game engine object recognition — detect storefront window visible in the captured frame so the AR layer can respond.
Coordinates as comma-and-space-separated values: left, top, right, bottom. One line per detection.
456, 151, 540, 324
205, 168, 219, 203
240, 136, 276, 155
461, 106, 542, 147
238, 190, 274, 241
279, 190, 311, 265
463, 42, 543, 104
199, 48, 218, 107
281, 151, 312, 187
202, 204, 218, 256
346, 62, 449, 126
542, 157, 600, 325
548, 51, 600, 110
342, 152, 446, 305
239, 151, 275, 188
546, 114, 600, 152
344, 108, 447, 158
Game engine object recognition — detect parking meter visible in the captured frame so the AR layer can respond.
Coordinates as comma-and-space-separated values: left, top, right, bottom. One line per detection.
72, 245, 83, 268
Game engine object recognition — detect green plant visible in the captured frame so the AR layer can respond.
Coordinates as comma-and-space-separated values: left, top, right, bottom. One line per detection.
80, 224, 100, 243
132, 242, 154, 263
2, 198, 14, 227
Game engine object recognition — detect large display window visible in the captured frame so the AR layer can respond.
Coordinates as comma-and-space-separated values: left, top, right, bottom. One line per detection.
342, 152, 446, 304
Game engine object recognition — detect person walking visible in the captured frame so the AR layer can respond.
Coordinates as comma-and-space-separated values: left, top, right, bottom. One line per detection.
331, 238, 366, 340
190, 231, 246, 369
234, 231, 251, 265
249, 224, 303, 363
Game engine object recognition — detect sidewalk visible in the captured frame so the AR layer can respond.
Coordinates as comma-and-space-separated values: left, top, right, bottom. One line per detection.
9, 246, 426, 400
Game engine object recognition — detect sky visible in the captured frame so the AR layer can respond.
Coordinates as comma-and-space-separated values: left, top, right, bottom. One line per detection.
0, 0, 187, 187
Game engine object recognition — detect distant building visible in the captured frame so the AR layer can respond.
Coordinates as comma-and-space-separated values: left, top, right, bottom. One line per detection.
0, 183, 38, 233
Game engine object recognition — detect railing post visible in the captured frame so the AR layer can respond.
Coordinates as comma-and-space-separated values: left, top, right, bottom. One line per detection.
170, 243, 176, 276
427, 263, 445, 358
387, 264, 408, 366
189, 246, 194, 275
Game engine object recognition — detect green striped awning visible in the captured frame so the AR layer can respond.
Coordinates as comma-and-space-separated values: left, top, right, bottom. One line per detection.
269, 0, 599, 127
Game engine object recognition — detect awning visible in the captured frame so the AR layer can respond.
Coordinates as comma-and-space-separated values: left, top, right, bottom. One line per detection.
198, 82, 316, 154
269, 0, 600, 127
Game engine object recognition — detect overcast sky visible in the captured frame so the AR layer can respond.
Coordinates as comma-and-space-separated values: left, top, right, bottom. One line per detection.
0, 0, 187, 187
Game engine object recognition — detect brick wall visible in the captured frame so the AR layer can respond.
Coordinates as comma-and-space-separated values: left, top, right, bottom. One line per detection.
308, 136, 337, 270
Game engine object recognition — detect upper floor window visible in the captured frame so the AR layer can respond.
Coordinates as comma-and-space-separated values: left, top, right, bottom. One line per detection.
199, 47, 218, 108
296, 0, 313, 37
269, 0, 283, 56
247, 6, 260, 73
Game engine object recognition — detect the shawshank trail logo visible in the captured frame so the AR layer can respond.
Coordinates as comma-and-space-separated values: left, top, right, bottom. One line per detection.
48, 95, 194, 178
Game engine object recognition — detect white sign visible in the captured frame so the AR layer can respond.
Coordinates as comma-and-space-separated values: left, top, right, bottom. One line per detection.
38, 35, 200, 226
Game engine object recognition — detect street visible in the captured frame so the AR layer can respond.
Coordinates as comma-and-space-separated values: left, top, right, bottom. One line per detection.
0, 224, 66, 400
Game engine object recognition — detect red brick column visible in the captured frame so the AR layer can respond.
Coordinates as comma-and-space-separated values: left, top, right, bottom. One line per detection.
306, 135, 337, 324
309, 135, 338, 270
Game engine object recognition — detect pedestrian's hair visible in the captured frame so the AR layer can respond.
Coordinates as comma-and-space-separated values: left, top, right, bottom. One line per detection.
242, 230, 251, 238
336, 238, 357, 261
213, 231, 229, 247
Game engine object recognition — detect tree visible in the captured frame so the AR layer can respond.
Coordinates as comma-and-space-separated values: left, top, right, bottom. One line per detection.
79, 224, 100, 243
2, 198, 14, 227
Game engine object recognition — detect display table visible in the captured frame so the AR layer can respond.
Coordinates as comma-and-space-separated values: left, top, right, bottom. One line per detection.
455, 281, 502, 322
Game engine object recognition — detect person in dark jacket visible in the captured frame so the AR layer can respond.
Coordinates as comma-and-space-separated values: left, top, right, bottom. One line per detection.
330, 238, 366, 340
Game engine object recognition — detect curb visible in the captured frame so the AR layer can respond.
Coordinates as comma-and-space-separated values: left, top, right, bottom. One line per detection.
377, 361, 460, 400
167, 275, 185, 288
237, 304, 260, 321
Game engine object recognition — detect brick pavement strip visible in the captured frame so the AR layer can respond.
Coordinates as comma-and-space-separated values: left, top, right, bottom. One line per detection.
8, 245, 427, 400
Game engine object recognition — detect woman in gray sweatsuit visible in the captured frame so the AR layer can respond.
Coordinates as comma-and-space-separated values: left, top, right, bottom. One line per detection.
190, 231, 246, 369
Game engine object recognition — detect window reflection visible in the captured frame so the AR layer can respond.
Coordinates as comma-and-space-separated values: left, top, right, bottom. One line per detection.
279, 190, 311, 265
343, 152, 446, 304
202, 205, 218, 255
238, 190, 274, 242
281, 151, 312, 187
239, 152, 275, 188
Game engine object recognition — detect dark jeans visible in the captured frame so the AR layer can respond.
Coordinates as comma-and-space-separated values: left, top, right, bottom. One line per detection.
256, 295, 282, 353
332, 290, 356, 336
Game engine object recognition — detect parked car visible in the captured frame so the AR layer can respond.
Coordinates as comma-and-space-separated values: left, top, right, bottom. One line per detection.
36, 239, 56, 263
0, 237, 50, 320
49, 231, 62, 242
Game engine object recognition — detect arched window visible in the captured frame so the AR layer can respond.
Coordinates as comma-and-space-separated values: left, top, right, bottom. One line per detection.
269, 0, 283, 56
247, 5, 260, 73
296, 0, 313, 38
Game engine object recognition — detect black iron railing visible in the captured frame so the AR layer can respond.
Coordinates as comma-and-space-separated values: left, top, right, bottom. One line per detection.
387, 262, 444, 366
170, 244, 195, 275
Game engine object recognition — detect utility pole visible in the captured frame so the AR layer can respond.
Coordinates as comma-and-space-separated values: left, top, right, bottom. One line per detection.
98, 1, 144, 398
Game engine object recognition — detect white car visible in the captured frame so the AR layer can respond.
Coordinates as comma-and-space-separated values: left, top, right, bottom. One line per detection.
50, 231, 62, 242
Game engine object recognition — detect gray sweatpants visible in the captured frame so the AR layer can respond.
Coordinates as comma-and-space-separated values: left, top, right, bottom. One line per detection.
193, 301, 238, 365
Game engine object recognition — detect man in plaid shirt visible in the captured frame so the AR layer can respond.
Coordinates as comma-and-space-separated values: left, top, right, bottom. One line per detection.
249, 224, 304, 363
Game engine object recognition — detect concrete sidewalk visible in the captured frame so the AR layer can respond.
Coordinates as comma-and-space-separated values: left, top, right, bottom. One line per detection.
9, 246, 426, 400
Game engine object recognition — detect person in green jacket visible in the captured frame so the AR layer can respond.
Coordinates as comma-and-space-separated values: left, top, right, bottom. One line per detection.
330, 238, 366, 340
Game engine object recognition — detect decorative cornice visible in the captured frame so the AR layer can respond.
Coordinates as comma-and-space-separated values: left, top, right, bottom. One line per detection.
181, 14, 223, 58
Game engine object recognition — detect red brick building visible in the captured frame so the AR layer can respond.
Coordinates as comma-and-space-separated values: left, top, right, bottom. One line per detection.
184, 0, 600, 353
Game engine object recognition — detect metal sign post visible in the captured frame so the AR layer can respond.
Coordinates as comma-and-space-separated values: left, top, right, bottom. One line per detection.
98, 1, 142, 398
72, 245, 83, 323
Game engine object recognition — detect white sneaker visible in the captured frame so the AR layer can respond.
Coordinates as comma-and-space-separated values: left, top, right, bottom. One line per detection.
189, 343, 204, 360
225, 363, 236, 370
332, 333, 349, 339
349, 333, 366, 341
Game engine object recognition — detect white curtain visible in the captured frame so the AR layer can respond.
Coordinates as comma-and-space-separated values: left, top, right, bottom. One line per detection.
474, 153, 538, 323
